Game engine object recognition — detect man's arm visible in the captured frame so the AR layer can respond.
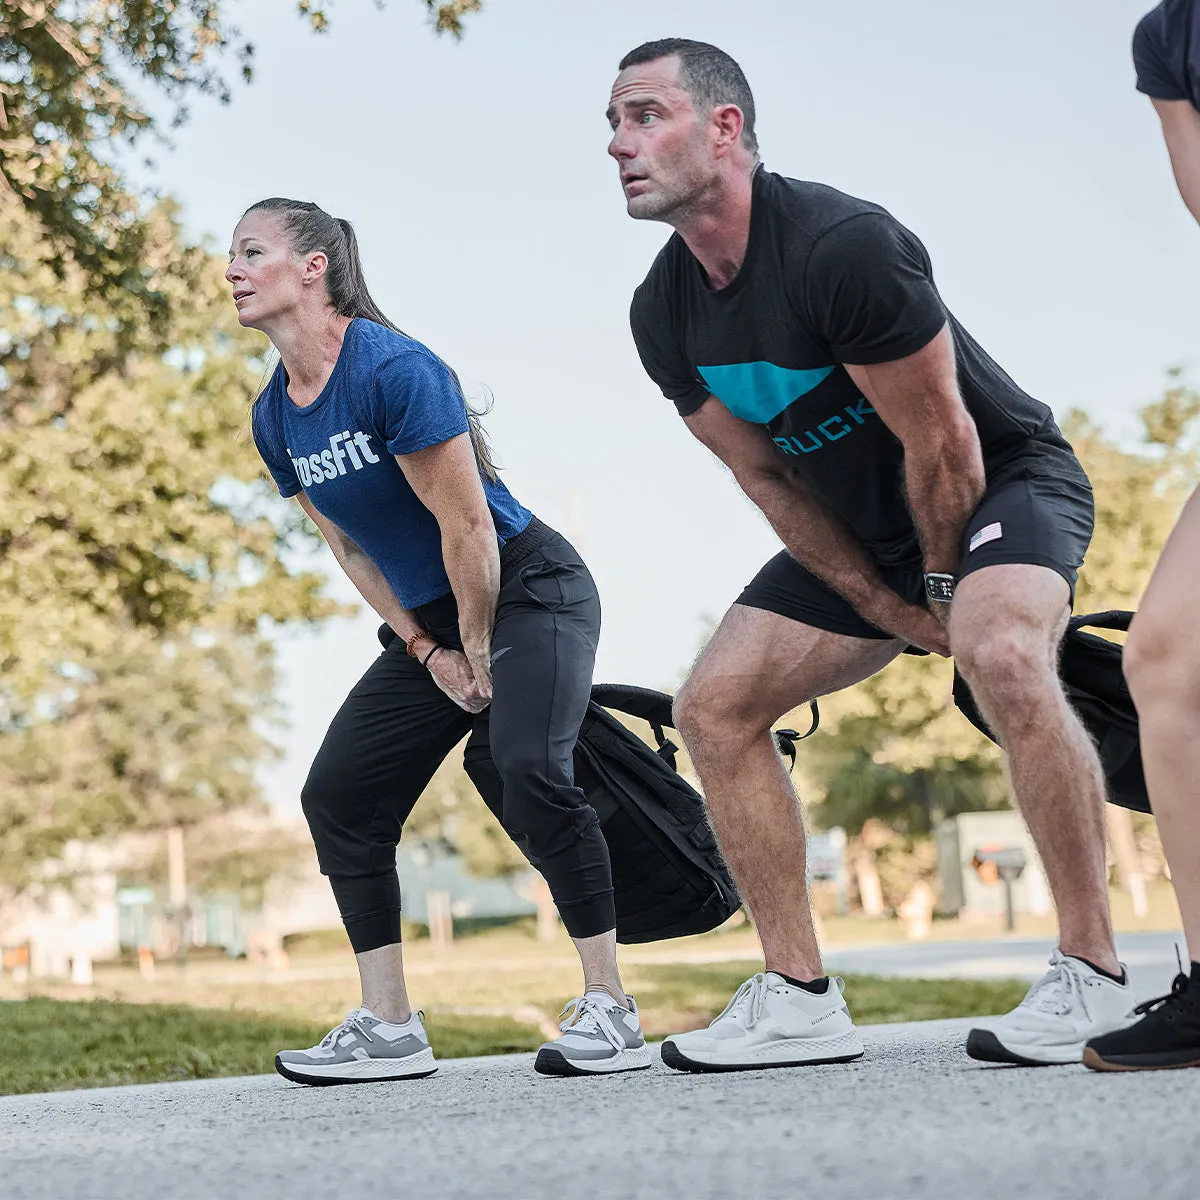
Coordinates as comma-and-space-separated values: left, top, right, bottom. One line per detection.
296, 493, 420, 637
842, 324, 986, 590
394, 432, 500, 698
1152, 97, 1200, 225
684, 398, 950, 655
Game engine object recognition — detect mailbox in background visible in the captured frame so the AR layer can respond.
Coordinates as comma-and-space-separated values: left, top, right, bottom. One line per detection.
971, 846, 1027, 932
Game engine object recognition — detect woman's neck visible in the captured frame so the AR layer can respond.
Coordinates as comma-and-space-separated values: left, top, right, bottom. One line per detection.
271, 309, 354, 405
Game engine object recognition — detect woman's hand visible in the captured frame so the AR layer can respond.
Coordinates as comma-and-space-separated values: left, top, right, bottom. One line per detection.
428, 648, 490, 713
462, 638, 494, 704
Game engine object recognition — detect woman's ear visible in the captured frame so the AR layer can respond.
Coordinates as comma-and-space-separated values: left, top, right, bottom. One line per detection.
303, 250, 329, 284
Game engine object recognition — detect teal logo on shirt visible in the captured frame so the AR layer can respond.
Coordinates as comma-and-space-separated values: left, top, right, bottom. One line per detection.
697, 361, 836, 423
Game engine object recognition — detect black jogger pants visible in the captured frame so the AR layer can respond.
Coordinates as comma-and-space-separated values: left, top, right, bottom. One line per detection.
300, 518, 615, 951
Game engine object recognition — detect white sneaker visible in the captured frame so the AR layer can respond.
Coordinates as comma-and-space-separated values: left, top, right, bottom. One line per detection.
660, 972, 865, 1073
966, 950, 1136, 1066
534, 992, 652, 1076
275, 1008, 437, 1084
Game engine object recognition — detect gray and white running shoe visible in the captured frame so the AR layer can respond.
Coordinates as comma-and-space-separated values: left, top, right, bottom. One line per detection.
275, 1008, 437, 1085
534, 991, 652, 1076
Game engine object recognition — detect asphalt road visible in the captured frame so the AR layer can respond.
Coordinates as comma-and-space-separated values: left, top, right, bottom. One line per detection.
821, 930, 1189, 1003
4, 1016, 1197, 1200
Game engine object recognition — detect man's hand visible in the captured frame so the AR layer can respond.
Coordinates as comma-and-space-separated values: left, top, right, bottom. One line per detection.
861, 593, 952, 657
429, 648, 490, 713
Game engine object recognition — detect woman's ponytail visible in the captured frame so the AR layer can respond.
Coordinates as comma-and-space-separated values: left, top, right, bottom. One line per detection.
242, 198, 500, 483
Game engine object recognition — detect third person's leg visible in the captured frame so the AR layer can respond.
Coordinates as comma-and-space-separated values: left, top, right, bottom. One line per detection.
1085, 486, 1200, 1071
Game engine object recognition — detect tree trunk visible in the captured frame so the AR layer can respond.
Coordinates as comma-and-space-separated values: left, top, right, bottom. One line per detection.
1106, 806, 1148, 918
850, 838, 886, 917
426, 888, 454, 952
526, 872, 560, 942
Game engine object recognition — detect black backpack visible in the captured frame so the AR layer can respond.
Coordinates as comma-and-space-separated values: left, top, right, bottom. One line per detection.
952, 610, 1148, 814
374, 622, 817, 940
577, 684, 815, 942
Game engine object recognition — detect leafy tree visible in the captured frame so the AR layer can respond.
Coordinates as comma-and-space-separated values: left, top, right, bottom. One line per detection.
0, 1, 481, 323
0, 193, 336, 902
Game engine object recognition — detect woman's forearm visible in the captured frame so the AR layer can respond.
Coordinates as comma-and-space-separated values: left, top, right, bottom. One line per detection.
331, 541, 423, 641
440, 516, 500, 655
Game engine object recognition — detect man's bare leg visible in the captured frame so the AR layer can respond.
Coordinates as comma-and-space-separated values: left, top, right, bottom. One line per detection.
1124, 487, 1200, 960
674, 603, 903, 980
952, 564, 1118, 973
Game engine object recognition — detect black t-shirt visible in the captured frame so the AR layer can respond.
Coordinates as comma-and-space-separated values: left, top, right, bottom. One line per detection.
630, 168, 1085, 564
1134, 0, 1200, 109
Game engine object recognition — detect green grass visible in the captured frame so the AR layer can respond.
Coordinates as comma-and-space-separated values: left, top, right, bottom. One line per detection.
0, 999, 541, 1096
1, 966, 1029, 1097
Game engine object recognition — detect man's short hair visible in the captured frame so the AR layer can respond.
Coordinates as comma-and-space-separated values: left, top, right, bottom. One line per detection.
618, 38, 758, 154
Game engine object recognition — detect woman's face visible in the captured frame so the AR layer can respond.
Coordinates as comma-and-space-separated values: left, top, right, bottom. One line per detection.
225, 212, 308, 330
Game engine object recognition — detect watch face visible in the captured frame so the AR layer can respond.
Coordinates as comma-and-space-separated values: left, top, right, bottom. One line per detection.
926, 575, 955, 602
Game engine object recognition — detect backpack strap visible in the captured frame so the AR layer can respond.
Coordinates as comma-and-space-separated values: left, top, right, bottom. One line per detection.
590, 684, 819, 771
774, 702, 821, 772
1068, 610, 1134, 635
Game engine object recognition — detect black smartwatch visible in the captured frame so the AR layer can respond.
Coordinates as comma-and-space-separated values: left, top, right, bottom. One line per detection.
924, 573, 956, 604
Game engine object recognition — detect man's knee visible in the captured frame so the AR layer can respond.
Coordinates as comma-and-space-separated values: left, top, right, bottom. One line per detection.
954, 622, 1055, 711
674, 669, 762, 748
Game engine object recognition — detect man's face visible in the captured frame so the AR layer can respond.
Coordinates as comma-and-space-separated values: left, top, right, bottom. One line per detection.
606, 56, 715, 222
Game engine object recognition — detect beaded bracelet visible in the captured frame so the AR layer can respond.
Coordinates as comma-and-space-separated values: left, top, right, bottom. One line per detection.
405, 630, 431, 658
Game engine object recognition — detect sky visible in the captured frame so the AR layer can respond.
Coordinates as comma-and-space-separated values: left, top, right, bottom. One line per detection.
143, 0, 1199, 813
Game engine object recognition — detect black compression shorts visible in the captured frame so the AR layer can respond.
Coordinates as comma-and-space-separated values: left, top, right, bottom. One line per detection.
737, 468, 1095, 642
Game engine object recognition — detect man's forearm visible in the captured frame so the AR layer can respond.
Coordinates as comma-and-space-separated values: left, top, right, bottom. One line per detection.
903, 438, 986, 575
441, 518, 500, 652
739, 465, 900, 621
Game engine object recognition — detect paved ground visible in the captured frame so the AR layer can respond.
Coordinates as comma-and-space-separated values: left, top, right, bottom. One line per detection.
4, 1016, 1197, 1200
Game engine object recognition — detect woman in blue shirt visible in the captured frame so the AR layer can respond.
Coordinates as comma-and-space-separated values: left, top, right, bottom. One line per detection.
230, 197, 649, 1082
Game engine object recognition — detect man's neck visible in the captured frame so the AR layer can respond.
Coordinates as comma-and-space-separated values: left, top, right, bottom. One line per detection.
674, 168, 756, 290
267, 309, 354, 402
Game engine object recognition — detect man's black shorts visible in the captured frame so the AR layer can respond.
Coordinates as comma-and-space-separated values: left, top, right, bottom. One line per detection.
737, 468, 1095, 641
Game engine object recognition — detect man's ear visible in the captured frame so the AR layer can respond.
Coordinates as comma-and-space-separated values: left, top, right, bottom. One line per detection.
711, 103, 747, 157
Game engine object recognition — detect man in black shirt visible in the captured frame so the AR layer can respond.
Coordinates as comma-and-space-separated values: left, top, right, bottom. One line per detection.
1084, 0, 1200, 1073
608, 38, 1135, 1071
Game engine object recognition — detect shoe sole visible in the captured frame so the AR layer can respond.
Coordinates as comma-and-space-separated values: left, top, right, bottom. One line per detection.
659, 1036, 864, 1074
965, 1029, 1078, 1067
274, 1049, 438, 1086
533, 1044, 653, 1077
1082, 1046, 1200, 1072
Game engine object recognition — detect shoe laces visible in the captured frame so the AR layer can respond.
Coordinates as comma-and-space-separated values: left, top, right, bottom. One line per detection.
557, 995, 626, 1052
1133, 946, 1194, 1021
319, 1009, 373, 1049
1022, 951, 1091, 1018
712, 973, 772, 1031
